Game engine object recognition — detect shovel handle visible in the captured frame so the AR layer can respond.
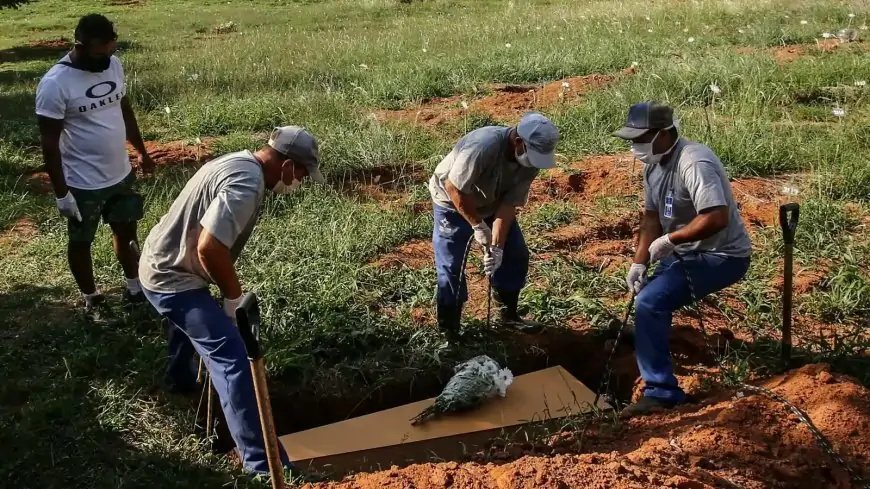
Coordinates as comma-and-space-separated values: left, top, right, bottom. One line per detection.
779, 203, 800, 245
236, 292, 262, 361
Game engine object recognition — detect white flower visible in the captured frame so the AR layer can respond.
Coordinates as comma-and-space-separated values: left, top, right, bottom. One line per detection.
738, 29, 745, 34
855, 80, 867, 87
832, 107, 846, 117
710, 83, 721, 94
683, 28, 689, 33
822, 32, 833, 38
461, 101, 469, 110
688, 37, 695, 43
359, 63, 369, 69
505, 43, 512, 48
800, 20, 808, 25
631, 61, 639, 67
561, 81, 571, 89
618, 30, 623, 34
862, 25, 868, 30
188, 73, 200, 81
536, 26, 541, 30
849, 13, 856, 18
422, 48, 427, 53
559, 36, 565, 40
194, 137, 202, 145
676, 21, 681, 26
648, 29, 653, 33
645, 16, 650, 21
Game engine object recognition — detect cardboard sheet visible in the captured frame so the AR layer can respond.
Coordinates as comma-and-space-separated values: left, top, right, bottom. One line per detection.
279, 365, 609, 465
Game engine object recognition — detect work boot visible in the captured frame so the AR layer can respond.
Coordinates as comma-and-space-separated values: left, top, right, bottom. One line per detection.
492, 288, 544, 334
619, 396, 680, 419
436, 302, 462, 334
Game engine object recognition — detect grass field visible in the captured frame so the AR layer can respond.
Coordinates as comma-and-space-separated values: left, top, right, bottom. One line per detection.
1, 0, 870, 487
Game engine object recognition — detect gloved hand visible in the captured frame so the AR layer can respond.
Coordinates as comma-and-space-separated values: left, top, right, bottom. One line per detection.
472, 221, 493, 247
626, 263, 647, 294
648, 234, 676, 263
223, 294, 244, 324
56, 191, 82, 222
483, 246, 504, 277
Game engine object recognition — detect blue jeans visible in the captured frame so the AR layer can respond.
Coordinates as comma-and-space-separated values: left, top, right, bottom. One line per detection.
634, 253, 750, 402
433, 204, 528, 306
141, 287, 291, 475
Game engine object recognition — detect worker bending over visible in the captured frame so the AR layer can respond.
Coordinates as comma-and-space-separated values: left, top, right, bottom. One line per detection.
613, 101, 752, 417
428, 112, 560, 335
138, 126, 324, 475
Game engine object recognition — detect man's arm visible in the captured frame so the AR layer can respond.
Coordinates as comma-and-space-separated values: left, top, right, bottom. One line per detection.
121, 96, 155, 173
668, 206, 729, 244
445, 179, 483, 226
634, 209, 662, 264
197, 229, 243, 300
37, 115, 68, 198
491, 204, 516, 248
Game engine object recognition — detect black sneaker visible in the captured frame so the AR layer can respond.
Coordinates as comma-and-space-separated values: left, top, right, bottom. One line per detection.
619, 396, 680, 419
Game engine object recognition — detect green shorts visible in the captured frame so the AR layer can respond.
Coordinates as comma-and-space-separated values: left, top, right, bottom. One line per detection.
68, 172, 144, 244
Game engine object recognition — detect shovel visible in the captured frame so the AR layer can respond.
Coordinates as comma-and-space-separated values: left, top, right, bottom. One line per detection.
779, 203, 799, 365
235, 292, 285, 489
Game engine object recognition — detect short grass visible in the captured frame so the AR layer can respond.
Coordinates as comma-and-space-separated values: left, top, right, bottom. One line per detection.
2, 0, 870, 487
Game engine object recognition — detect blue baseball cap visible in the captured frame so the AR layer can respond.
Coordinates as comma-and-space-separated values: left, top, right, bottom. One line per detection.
612, 101, 675, 140
516, 112, 560, 169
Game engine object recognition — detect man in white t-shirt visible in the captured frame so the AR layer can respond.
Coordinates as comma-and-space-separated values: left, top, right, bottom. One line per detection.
35, 14, 155, 313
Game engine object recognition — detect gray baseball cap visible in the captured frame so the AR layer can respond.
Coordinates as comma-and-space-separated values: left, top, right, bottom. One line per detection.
516, 112, 560, 169
268, 125, 325, 183
613, 101, 675, 140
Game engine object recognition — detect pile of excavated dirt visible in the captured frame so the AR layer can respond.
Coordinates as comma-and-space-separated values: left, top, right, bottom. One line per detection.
302, 364, 870, 489
127, 138, 214, 168
378, 73, 620, 129
738, 39, 869, 64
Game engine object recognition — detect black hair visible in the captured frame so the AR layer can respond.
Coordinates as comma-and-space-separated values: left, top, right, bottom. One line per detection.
74, 14, 117, 45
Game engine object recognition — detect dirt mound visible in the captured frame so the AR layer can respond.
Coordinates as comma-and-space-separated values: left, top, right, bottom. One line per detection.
739, 39, 869, 64
128, 138, 214, 168
0, 217, 38, 250
531, 154, 644, 205
0, 38, 70, 63
371, 239, 433, 270
379, 73, 619, 128
304, 364, 870, 489
730, 176, 800, 227
334, 164, 430, 210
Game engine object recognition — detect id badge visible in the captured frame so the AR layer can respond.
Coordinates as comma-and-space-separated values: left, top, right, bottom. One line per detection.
664, 191, 674, 219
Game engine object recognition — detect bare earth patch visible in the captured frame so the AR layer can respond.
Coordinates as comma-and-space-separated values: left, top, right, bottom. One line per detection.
739, 39, 870, 64
0, 217, 38, 250
377, 72, 622, 129
128, 138, 214, 168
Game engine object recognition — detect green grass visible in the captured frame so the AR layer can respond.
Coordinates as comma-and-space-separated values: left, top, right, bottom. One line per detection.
2, 0, 870, 487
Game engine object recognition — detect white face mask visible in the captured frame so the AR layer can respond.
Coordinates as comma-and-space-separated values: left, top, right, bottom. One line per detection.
515, 147, 533, 168
630, 125, 678, 165
272, 178, 301, 194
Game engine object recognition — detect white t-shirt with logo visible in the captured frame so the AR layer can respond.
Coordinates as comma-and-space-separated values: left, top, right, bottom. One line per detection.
35, 54, 131, 190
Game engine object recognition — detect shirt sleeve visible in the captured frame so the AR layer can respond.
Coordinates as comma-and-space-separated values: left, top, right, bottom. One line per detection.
35, 77, 66, 120
200, 175, 261, 249
502, 169, 539, 207
643, 167, 656, 211
681, 159, 727, 213
446, 144, 486, 194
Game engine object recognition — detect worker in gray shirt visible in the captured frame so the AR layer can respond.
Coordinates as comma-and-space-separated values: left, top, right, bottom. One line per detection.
428, 112, 560, 335
138, 126, 324, 476
613, 101, 752, 417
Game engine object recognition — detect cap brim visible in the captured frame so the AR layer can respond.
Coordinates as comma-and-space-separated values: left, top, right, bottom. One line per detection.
612, 126, 648, 140
526, 147, 557, 169
306, 165, 325, 184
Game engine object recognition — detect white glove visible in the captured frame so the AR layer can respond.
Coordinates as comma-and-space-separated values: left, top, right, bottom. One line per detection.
472, 221, 493, 247
483, 246, 504, 277
626, 263, 647, 294
223, 294, 244, 324
56, 192, 82, 222
648, 234, 676, 263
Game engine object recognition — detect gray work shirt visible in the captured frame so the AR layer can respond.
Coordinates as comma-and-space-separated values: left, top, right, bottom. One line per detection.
139, 150, 266, 293
428, 126, 539, 218
644, 139, 752, 258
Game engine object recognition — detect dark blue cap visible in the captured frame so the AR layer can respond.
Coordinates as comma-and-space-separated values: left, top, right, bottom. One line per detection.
612, 101, 674, 140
